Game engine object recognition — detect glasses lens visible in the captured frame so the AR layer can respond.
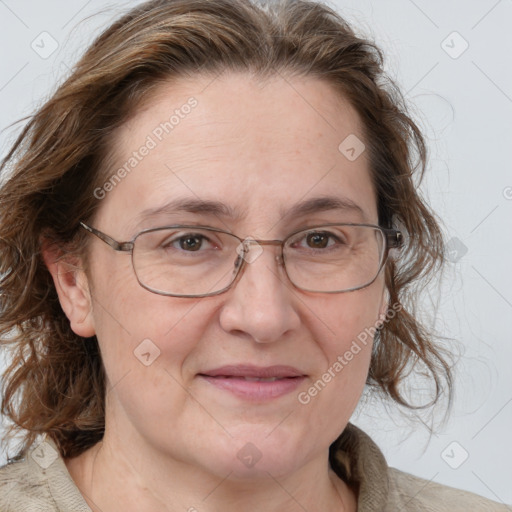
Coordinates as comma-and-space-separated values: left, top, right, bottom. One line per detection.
283, 225, 385, 292
132, 227, 240, 296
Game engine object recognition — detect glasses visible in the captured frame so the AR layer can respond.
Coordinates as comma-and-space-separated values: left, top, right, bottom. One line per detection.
80, 222, 403, 297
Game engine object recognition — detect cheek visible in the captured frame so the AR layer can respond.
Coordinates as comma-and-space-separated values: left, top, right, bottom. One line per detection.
89, 275, 217, 438
305, 284, 384, 354
298, 285, 384, 405
88, 256, 215, 387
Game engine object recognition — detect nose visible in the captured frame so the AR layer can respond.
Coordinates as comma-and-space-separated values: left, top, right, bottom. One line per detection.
218, 241, 301, 343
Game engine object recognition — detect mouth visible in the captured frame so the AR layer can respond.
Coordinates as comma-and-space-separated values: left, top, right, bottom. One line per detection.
197, 365, 307, 401
215, 376, 288, 382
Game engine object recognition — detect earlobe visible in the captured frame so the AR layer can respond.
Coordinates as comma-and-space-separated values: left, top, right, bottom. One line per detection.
41, 242, 96, 338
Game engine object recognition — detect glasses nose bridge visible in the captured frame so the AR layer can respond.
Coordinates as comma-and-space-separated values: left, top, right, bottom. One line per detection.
240, 237, 284, 260
245, 238, 282, 247
232, 237, 286, 292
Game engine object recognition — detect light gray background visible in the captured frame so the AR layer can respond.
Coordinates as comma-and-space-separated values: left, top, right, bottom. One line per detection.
0, 0, 511, 505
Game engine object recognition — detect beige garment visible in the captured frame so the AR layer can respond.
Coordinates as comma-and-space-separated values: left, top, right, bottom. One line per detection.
0, 423, 510, 511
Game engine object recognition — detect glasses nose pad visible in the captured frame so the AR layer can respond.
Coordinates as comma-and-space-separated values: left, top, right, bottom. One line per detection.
234, 240, 250, 268
233, 240, 251, 276
233, 253, 244, 273
235, 238, 264, 265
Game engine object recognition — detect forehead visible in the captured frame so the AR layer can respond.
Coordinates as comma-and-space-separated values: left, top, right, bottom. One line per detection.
97, 72, 377, 236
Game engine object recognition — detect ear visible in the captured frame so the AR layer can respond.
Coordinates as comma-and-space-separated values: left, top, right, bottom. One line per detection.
41, 240, 96, 338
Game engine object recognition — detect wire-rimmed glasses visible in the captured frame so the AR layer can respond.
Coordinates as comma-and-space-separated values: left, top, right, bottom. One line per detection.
80, 222, 403, 297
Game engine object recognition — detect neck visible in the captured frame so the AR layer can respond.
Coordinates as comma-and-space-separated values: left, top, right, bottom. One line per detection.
65, 428, 357, 512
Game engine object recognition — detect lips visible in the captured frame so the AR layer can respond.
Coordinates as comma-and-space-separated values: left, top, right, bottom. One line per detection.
198, 365, 307, 401
200, 365, 305, 379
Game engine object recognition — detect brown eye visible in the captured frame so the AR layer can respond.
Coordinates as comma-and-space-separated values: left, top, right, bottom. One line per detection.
178, 235, 204, 251
306, 232, 330, 249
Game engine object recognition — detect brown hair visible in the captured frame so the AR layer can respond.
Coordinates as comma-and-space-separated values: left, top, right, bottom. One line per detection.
0, 0, 452, 460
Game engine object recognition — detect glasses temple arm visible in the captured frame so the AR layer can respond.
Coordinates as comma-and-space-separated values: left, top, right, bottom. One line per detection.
79, 222, 133, 252
383, 228, 403, 249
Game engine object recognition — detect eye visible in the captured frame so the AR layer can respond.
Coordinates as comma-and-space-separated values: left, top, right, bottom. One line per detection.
165, 233, 214, 252
305, 232, 333, 249
179, 234, 205, 251
293, 230, 345, 250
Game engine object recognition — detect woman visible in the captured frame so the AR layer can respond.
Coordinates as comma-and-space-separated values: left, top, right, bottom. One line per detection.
0, 0, 508, 510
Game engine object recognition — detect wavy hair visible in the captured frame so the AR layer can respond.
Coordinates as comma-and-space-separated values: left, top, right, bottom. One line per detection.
0, 0, 452, 459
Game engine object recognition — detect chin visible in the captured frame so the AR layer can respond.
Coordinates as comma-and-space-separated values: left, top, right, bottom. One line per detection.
204, 425, 311, 480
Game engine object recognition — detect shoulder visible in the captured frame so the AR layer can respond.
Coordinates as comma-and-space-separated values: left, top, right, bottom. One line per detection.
0, 438, 91, 511
329, 424, 511, 512
388, 467, 512, 512
0, 455, 56, 511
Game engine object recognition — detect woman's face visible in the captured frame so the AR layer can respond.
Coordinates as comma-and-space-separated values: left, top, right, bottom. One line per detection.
67, 72, 388, 478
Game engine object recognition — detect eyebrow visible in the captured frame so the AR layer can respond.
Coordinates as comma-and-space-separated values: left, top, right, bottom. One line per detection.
134, 195, 367, 227
282, 196, 366, 221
